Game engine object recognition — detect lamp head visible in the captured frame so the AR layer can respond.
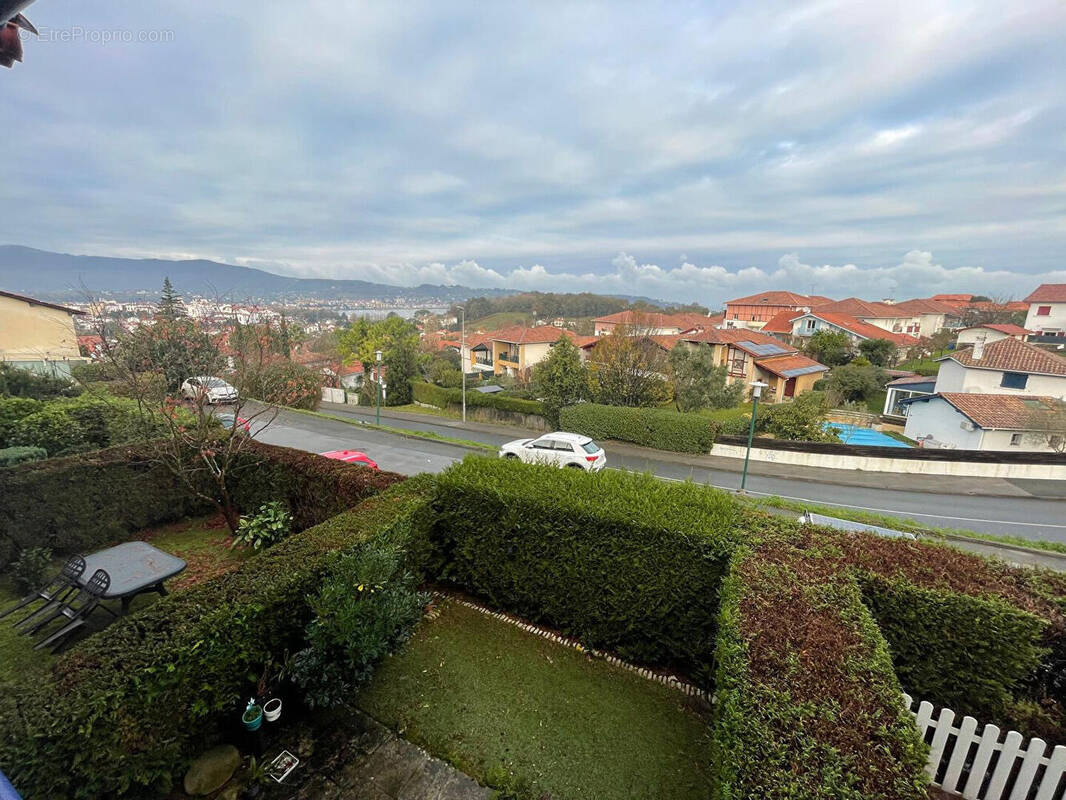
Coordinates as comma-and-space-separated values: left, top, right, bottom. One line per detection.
750, 380, 769, 399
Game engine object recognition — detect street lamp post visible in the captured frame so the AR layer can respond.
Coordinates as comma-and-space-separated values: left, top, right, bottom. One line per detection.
459, 306, 466, 424
375, 349, 383, 426
740, 381, 769, 492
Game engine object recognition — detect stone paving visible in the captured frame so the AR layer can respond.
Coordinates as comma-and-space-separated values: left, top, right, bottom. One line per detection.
239, 705, 490, 800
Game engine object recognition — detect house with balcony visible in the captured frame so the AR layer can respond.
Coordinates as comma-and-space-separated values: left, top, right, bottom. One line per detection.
888, 298, 961, 338
679, 329, 828, 402
467, 326, 594, 377
1024, 284, 1066, 343
0, 289, 89, 377
721, 291, 825, 331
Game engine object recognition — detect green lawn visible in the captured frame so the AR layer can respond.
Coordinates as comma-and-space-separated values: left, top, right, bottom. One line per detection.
358, 600, 713, 800
897, 358, 940, 376
0, 515, 251, 684
699, 402, 753, 421
469, 311, 538, 331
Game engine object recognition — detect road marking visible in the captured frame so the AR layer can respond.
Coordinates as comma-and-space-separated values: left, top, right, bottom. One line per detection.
613, 469, 1066, 530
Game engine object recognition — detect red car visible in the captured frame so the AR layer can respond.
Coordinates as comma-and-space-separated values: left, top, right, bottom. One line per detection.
320, 450, 379, 470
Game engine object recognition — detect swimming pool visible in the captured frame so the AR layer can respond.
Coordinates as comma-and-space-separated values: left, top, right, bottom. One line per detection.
822, 422, 912, 448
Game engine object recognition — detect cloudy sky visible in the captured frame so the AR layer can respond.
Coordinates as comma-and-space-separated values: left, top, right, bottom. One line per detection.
4, 0, 1066, 304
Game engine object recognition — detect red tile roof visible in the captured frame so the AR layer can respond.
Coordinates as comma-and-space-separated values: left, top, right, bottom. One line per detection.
724, 291, 813, 306
932, 393, 1063, 430
592, 310, 721, 331
892, 298, 961, 315
681, 328, 788, 347
753, 353, 828, 378
812, 298, 908, 318
488, 326, 588, 345
761, 311, 802, 334
804, 312, 916, 345
1025, 284, 1066, 303
930, 293, 975, 305
886, 374, 936, 387
942, 337, 1066, 376
958, 323, 1030, 336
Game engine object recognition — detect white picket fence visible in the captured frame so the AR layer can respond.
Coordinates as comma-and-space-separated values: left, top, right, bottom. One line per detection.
904, 693, 1066, 799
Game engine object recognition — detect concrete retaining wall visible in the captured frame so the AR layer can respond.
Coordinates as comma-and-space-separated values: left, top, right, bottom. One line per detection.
711, 442, 1066, 479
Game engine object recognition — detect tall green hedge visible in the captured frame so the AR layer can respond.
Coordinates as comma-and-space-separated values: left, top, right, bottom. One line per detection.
428, 456, 741, 675
711, 546, 929, 800
860, 575, 1049, 718
0, 440, 402, 570
411, 380, 545, 415
0, 479, 431, 800
558, 402, 716, 453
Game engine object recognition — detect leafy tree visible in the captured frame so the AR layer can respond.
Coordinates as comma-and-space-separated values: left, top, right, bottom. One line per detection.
668, 344, 743, 412
857, 338, 896, 367
116, 317, 223, 393
339, 317, 423, 406
757, 391, 838, 442
428, 358, 462, 388
531, 336, 589, 426
803, 330, 852, 366
1026, 401, 1066, 453
586, 330, 669, 408
158, 277, 187, 320
825, 362, 887, 404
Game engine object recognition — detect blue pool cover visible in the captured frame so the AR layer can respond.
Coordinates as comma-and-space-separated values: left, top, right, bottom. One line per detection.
823, 422, 911, 448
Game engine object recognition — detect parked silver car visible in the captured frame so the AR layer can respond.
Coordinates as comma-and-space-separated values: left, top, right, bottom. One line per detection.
499, 432, 606, 471
180, 376, 238, 404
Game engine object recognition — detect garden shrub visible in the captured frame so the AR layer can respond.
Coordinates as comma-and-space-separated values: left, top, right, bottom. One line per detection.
0, 446, 46, 466
232, 501, 293, 550
0, 479, 432, 800
5, 395, 176, 456
0, 397, 42, 447
0, 440, 403, 570
711, 543, 929, 800
0, 364, 81, 400
715, 415, 750, 438
239, 362, 323, 410
558, 402, 716, 453
11, 547, 52, 594
291, 539, 426, 708
860, 574, 1049, 718
429, 456, 741, 675
410, 380, 545, 415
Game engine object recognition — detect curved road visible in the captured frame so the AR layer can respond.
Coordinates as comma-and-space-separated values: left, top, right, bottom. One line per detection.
250, 404, 1066, 545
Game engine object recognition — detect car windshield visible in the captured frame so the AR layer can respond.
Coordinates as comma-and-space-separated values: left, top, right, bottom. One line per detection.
205, 378, 229, 388
580, 440, 600, 454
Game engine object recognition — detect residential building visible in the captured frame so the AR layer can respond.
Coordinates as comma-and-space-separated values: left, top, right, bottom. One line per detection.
722, 291, 821, 330
679, 329, 828, 401
338, 362, 365, 391
471, 326, 589, 377
811, 298, 923, 337
932, 338, 1066, 399
902, 393, 1064, 452
889, 298, 961, 338
1024, 284, 1066, 342
0, 289, 89, 377
882, 374, 936, 419
592, 310, 721, 336
776, 311, 917, 350
956, 324, 1030, 346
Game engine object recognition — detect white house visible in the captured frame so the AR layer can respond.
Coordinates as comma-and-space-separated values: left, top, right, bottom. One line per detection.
932, 338, 1066, 399
771, 310, 917, 351
956, 324, 1030, 346
889, 298, 961, 338
882, 374, 936, 419
1024, 284, 1066, 341
902, 393, 1064, 452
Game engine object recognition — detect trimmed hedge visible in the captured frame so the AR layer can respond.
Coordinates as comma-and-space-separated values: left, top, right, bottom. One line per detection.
428, 456, 741, 675
0, 446, 47, 467
0, 478, 432, 800
0, 396, 42, 448
711, 543, 929, 800
860, 574, 1049, 718
559, 402, 716, 453
411, 380, 545, 415
0, 440, 402, 570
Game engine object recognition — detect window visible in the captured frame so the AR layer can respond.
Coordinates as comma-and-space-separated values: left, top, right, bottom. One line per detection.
1037, 306, 1052, 316
1000, 372, 1028, 390
1010, 433, 1023, 446
532, 438, 556, 450
805, 318, 816, 331
553, 441, 577, 452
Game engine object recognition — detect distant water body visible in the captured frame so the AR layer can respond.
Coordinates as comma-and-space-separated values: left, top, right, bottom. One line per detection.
341, 307, 448, 321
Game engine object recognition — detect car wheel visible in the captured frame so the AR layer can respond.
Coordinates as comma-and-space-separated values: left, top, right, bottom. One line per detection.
565, 463, 585, 469
504, 453, 519, 459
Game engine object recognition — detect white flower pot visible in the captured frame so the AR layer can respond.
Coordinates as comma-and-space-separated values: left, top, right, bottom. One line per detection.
263, 698, 282, 722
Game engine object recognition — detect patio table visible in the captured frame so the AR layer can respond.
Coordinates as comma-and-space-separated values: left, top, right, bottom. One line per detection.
79, 542, 187, 615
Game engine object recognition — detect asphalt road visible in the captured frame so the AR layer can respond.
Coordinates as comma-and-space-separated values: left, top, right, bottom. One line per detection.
249, 405, 1066, 545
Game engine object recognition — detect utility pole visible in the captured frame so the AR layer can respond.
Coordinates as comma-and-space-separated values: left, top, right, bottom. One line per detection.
740, 381, 768, 492
375, 349, 383, 426
460, 306, 467, 424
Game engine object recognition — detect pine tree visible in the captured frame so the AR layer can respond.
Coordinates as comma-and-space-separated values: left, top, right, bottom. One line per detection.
158, 277, 186, 320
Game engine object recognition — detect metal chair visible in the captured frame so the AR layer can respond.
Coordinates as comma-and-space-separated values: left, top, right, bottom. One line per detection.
1, 554, 85, 624
27, 569, 111, 651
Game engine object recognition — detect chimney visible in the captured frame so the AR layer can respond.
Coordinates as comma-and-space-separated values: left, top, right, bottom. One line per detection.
973, 336, 985, 361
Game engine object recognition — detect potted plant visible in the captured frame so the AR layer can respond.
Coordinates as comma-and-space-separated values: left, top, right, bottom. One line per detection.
240, 756, 270, 799
263, 697, 282, 722
242, 698, 263, 731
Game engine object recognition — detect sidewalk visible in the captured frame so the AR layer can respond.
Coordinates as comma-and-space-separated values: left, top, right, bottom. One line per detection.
319, 402, 1057, 500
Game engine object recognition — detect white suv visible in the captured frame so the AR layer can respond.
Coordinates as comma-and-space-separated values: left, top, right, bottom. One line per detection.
181, 376, 239, 404
499, 432, 606, 471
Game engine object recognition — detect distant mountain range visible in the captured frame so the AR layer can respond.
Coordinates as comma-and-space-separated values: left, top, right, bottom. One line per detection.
0, 245, 509, 304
